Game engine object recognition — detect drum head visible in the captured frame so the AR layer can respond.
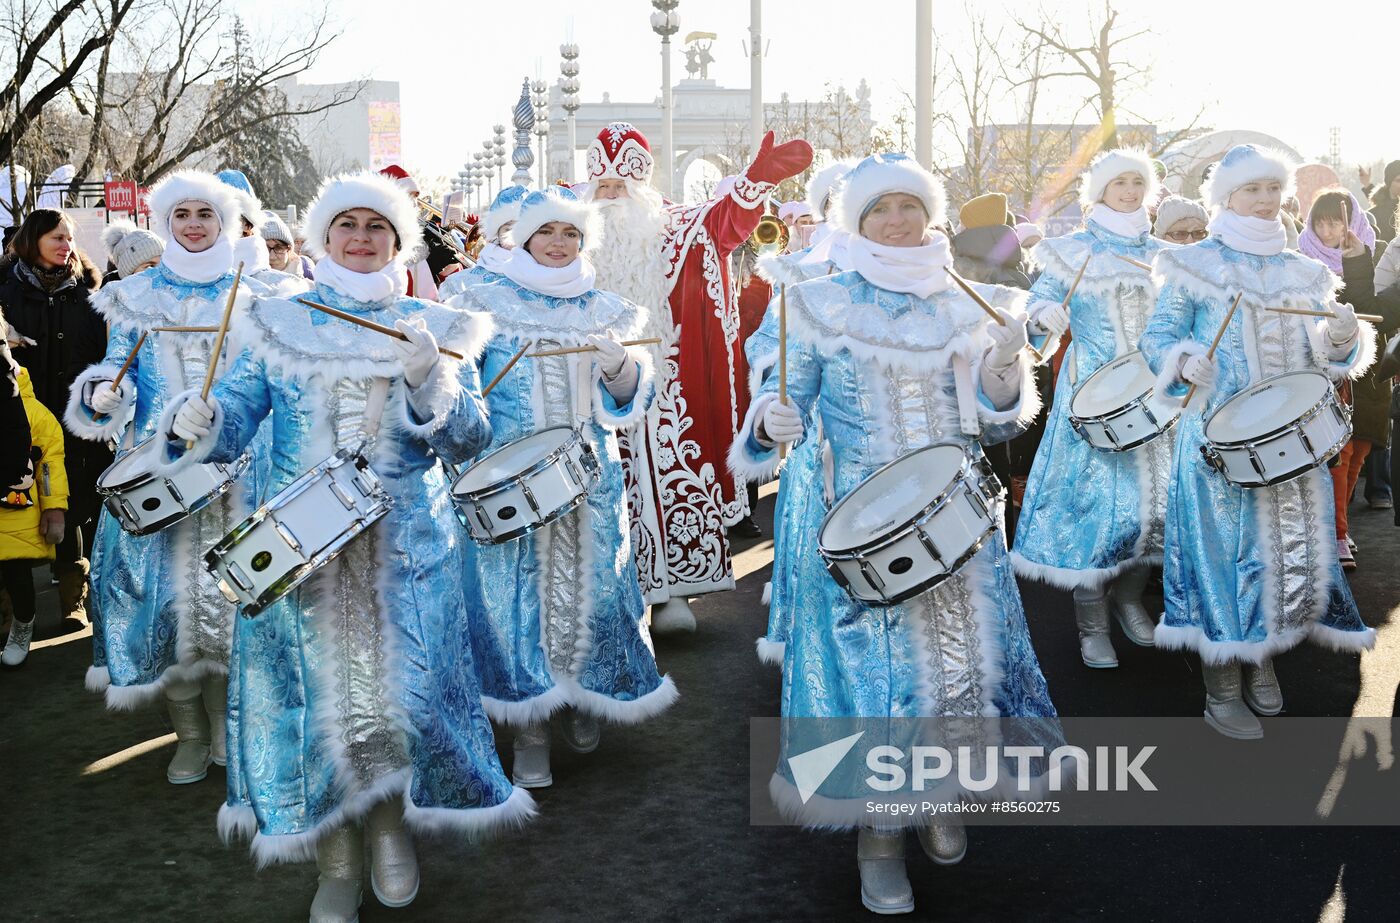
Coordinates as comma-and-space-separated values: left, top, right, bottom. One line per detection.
821, 444, 965, 554
1204, 371, 1330, 443
1071, 351, 1154, 418
454, 427, 575, 494
99, 436, 158, 490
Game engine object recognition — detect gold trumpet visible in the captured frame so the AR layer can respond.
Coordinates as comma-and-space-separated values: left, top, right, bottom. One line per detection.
748, 212, 790, 257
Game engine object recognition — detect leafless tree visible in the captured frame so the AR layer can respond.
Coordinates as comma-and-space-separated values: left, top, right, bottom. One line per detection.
928, 10, 1005, 207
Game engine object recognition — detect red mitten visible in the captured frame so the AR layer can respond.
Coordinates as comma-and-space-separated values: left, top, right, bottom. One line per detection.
744, 131, 815, 186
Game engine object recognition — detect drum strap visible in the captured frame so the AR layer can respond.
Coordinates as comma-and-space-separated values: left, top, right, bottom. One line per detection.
362, 376, 391, 445
950, 353, 982, 438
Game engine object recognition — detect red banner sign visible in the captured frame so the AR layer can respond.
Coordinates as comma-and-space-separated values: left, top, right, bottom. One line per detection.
103, 180, 138, 213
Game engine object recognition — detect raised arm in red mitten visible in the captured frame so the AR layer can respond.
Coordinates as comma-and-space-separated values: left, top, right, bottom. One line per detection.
705, 132, 816, 253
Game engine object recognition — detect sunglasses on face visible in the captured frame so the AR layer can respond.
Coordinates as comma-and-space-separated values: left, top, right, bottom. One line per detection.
267, 242, 290, 254
1165, 229, 1209, 243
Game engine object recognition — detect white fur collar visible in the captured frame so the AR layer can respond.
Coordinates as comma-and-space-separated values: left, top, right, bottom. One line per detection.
236, 292, 492, 383
90, 269, 249, 330
786, 272, 1025, 373
1032, 227, 1164, 299
461, 276, 646, 348
1152, 240, 1337, 307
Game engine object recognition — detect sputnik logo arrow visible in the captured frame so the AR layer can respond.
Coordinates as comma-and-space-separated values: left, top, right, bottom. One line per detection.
788, 731, 865, 804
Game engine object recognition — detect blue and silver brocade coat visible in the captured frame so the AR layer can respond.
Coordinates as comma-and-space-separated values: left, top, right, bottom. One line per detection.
729, 270, 1063, 826
1141, 238, 1376, 663
68, 265, 269, 708
1012, 219, 1174, 588
175, 282, 532, 864
446, 275, 676, 726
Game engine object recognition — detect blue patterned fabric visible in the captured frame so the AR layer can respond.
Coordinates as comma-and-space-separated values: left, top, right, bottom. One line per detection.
1013, 220, 1173, 587
1140, 238, 1374, 663
453, 276, 673, 725
731, 270, 1062, 825
190, 282, 528, 860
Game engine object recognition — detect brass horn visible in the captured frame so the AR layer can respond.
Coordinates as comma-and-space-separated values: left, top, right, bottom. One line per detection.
749, 212, 790, 257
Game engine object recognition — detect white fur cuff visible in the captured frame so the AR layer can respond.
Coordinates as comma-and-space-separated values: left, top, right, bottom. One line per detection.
152, 388, 225, 472
1154, 341, 1208, 402
593, 348, 655, 429
728, 393, 785, 483
402, 359, 465, 439
65, 364, 135, 442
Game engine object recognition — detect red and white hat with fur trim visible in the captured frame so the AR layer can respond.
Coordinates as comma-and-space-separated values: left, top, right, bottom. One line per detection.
378, 163, 419, 196
301, 171, 423, 262
586, 122, 654, 183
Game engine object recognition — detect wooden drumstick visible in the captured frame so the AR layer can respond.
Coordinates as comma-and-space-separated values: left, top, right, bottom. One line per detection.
1182, 291, 1243, 407
943, 268, 1047, 364
526, 337, 663, 358
188, 262, 244, 448
93, 329, 148, 421
779, 283, 788, 461
297, 298, 467, 361
1062, 253, 1092, 306
1114, 254, 1153, 272
151, 325, 220, 333
1266, 306, 1384, 323
482, 339, 533, 397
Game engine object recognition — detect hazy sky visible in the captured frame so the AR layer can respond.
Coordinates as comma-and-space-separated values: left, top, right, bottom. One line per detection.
236, 0, 1391, 181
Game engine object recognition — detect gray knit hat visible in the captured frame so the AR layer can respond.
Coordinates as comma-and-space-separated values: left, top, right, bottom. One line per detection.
101, 220, 165, 278
1152, 195, 1209, 239
260, 210, 293, 246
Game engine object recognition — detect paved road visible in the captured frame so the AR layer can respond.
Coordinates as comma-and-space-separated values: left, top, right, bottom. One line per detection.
2, 488, 1396, 922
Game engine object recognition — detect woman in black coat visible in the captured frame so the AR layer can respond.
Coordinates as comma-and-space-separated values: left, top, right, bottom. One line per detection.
0, 209, 109, 621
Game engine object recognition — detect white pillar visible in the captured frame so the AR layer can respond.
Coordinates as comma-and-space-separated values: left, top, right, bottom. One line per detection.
660, 36, 674, 197
914, 0, 933, 169
749, 0, 763, 151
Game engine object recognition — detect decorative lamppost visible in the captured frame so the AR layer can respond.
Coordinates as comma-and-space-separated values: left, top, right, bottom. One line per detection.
493, 125, 507, 188
476, 150, 491, 202
532, 79, 550, 188
649, 0, 680, 197
511, 78, 535, 187
559, 43, 581, 182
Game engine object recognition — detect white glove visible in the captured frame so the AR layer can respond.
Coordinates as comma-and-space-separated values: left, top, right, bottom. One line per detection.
588, 334, 629, 380
1327, 300, 1359, 344
1181, 354, 1217, 389
761, 399, 804, 445
1032, 301, 1070, 338
392, 317, 440, 389
89, 382, 125, 416
985, 308, 1030, 370
171, 394, 218, 442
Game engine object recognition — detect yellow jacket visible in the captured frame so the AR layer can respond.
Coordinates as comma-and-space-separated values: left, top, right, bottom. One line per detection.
1, 367, 68, 561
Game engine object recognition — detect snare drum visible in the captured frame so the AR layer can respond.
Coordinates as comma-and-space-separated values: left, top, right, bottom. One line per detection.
450, 426, 598, 544
96, 435, 250, 536
1069, 351, 1180, 452
818, 443, 1004, 606
205, 450, 392, 616
1201, 370, 1351, 488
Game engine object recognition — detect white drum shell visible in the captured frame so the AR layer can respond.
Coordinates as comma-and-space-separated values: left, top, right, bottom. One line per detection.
1203, 372, 1350, 488
206, 451, 391, 615
818, 444, 1003, 606
451, 426, 598, 544
1069, 351, 1180, 453
97, 435, 247, 536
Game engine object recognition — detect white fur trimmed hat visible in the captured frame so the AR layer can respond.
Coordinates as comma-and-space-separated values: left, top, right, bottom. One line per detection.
1078, 148, 1158, 208
301, 171, 423, 262
831, 153, 946, 236
148, 170, 243, 241
484, 184, 529, 243
510, 185, 602, 255
1200, 144, 1296, 209
806, 158, 857, 219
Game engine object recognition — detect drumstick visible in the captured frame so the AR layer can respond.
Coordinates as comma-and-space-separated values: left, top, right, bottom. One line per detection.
93, 330, 148, 421
1062, 253, 1092, 306
189, 262, 244, 448
1182, 291, 1243, 407
779, 283, 788, 461
943, 268, 1047, 364
151, 325, 220, 333
1114, 254, 1153, 272
297, 298, 466, 361
482, 339, 533, 397
526, 337, 663, 358
1266, 306, 1384, 323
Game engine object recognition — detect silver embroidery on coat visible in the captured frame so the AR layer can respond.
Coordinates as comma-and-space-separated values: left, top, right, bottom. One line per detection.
536, 350, 585, 675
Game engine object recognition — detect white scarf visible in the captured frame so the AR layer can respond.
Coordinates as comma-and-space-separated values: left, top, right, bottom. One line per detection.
314, 256, 407, 303
1087, 203, 1150, 239
160, 233, 234, 285
846, 233, 952, 298
502, 247, 596, 298
1209, 209, 1287, 257
478, 241, 513, 274
802, 226, 852, 271
233, 232, 270, 274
